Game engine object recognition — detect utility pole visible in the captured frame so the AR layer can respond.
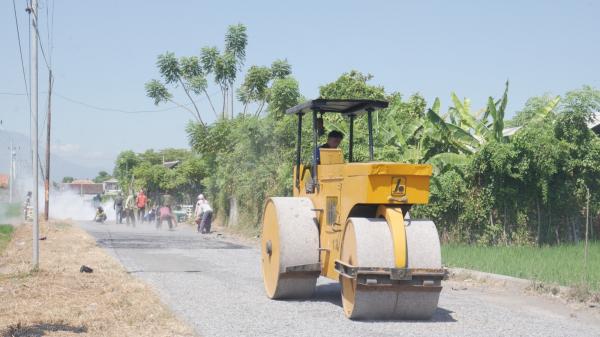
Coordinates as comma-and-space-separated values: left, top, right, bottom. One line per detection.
44, 70, 53, 221
9, 140, 13, 203
584, 185, 590, 278
12, 145, 16, 202
29, 0, 40, 270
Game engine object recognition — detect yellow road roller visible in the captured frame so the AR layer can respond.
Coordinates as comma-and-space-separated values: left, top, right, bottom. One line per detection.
261, 99, 445, 320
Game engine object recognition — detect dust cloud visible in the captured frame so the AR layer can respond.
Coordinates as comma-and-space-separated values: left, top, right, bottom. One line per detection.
47, 189, 116, 221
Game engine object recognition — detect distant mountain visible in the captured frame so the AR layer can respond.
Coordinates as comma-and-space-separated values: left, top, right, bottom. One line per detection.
0, 130, 103, 182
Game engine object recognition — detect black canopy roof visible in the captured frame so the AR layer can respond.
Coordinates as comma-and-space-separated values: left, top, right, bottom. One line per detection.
286, 99, 389, 116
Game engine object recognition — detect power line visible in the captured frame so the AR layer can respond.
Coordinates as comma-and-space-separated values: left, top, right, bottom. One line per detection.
25, 0, 51, 73
0, 91, 29, 96
53, 92, 199, 113
12, 0, 29, 100
30, 7, 51, 72
0, 90, 218, 114
1, 90, 181, 113
45, 0, 54, 66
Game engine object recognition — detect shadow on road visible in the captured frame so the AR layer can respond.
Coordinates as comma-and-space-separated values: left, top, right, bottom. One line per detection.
313, 282, 343, 306
95, 235, 247, 250
282, 283, 457, 323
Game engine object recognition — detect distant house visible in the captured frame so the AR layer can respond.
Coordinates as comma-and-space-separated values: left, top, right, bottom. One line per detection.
502, 126, 522, 137
588, 112, 600, 135
504, 111, 600, 138
163, 160, 180, 169
102, 178, 121, 195
0, 174, 8, 189
61, 179, 103, 196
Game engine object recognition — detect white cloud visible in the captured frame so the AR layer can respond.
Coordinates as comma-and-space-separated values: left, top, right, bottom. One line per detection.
52, 143, 81, 155
50, 142, 116, 169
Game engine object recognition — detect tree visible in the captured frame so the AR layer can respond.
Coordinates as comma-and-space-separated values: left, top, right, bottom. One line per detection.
114, 149, 208, 205
271, 59, 292, 79
237, 59, 296, 116
238, 65, 272, 114
113, 150, 141, 189
62, 176, 74, 183
146, 24, 248, 122
213, 52, 237, 118
146, 24, 600, 245
266, 76, 301, 117
510, 94, 561, 127
225, 23, 248, 117
319, 70, 385, 100
145, 52, 211, 124
511, 122, 564, 244
94, 171, 112, 183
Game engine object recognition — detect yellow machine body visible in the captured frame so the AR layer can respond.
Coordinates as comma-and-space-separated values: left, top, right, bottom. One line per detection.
260, 99, 443, 319
293, 148, 432, 280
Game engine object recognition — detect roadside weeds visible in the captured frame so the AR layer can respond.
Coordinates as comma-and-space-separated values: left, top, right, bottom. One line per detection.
449, 267, 600, 308
0, 221, 196, 337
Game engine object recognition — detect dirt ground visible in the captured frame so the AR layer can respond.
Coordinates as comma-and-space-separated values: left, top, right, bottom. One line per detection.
0, 221, 196, 337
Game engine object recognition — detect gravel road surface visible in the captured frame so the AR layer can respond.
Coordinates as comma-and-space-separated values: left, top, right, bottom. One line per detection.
80, 221, 600, 337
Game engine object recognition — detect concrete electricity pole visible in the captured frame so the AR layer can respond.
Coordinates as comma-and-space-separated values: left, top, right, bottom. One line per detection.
9, 140, 16, 203
12, 146, 16, 202
29, 0, 40, 269
44, 70, 53, 221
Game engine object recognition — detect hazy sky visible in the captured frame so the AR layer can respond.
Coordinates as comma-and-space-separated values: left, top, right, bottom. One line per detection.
1, 0, 599, 172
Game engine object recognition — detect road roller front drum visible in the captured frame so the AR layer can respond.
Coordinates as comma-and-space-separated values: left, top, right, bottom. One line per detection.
338, 217, 444, 320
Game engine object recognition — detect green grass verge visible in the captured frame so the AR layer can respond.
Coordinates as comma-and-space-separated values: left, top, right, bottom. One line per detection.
0, 202, 21, 218
442, 242, 600, 291
0, 224, 15, 254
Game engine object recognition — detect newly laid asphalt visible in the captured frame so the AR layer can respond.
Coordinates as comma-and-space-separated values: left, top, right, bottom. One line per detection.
79, 221, 600, 337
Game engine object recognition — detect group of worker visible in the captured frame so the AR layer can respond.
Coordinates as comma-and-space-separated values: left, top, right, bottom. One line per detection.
112, 189, 149, 226
104, 189, 213, 233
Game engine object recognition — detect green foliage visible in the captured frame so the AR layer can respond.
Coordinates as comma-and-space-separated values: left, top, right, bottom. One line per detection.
144, 79, 172, 105
93, 171, 112, 183
237, 60, 299, 116
271, 59, 292, 79
214, 52, 237, 89
187, 113, 298, 229
146, 24, 251, 121
146, 24, 299, 122
443, 242, 600, 291
0, 203, 21, 219
0, 224, 14, 254
112, 148, 206, 204
184, 65, 600, 246
319, 70, 385, 100
238, 65, 272, 104
113, 150, 140, 187
61, 176, 74, 183
510, 94, 560, 127
143, 28, 600, 247
267, 76, 301, 117
200, 47, 219, 73
225, 23, 248, 66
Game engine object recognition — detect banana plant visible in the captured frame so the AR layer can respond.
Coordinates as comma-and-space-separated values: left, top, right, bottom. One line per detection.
426, 82, 510, 150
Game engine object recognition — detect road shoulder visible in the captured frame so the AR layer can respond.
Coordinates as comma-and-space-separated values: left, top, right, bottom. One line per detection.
0, 221, 196, 337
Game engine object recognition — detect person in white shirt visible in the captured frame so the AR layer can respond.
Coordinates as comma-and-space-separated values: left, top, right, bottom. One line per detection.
195, 194, 206, 218
195, 194, 213, 234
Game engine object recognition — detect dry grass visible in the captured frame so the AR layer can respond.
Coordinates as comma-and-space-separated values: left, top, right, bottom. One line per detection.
0, 221, 196, 337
